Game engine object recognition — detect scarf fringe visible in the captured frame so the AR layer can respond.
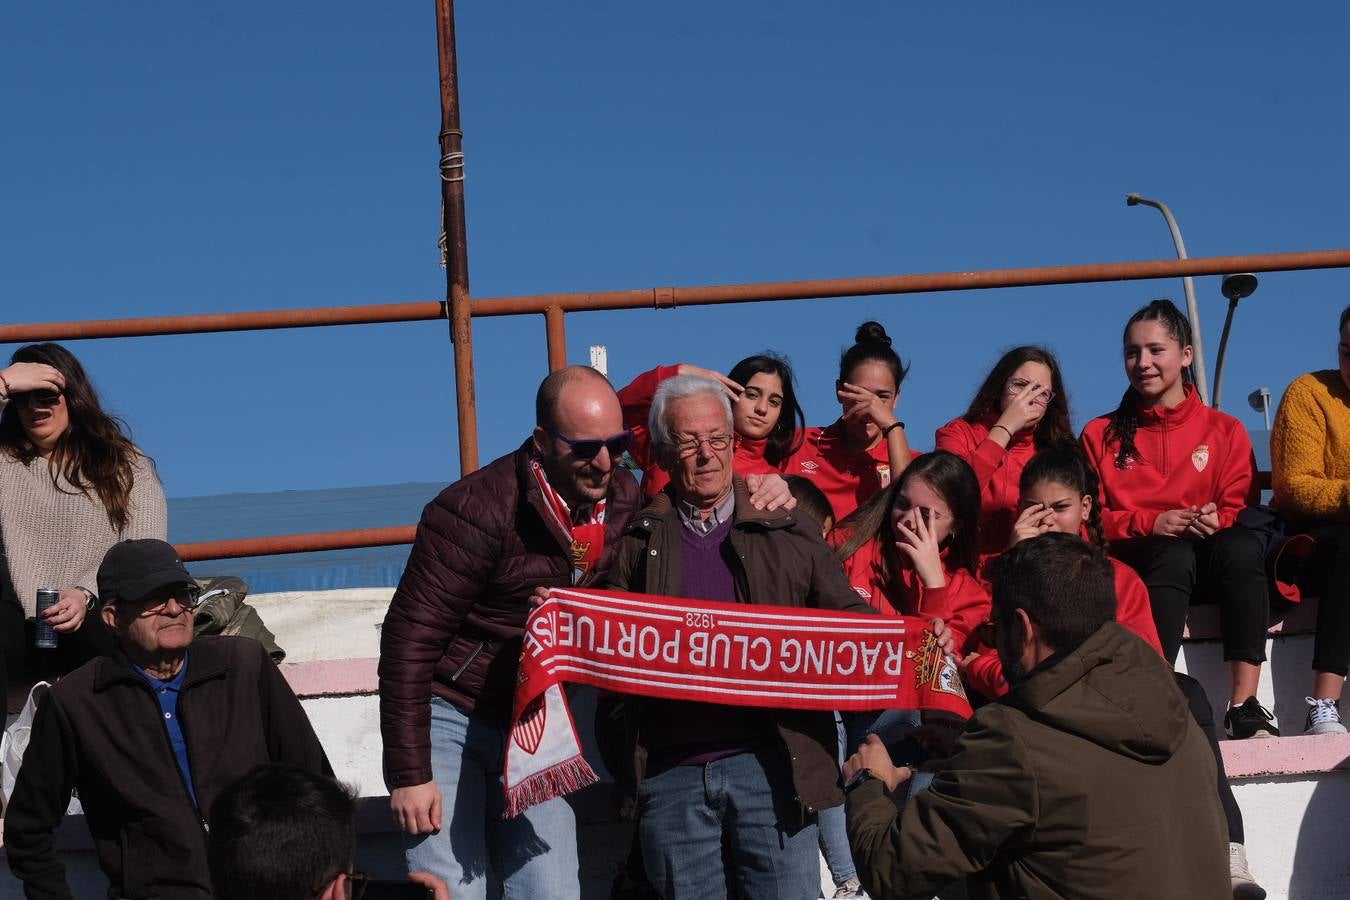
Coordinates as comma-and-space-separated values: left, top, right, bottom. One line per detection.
504, 755, 598, 819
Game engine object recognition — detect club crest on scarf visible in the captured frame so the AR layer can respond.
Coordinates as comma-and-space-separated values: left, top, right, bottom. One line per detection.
906, 628, 968, 700
530, 458, 606, 585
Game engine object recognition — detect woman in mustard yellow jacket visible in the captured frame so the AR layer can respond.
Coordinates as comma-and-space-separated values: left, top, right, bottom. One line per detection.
1271, 303, 1350, 735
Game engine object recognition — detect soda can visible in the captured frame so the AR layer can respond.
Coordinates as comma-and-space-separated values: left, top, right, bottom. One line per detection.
35, 588, 60, 649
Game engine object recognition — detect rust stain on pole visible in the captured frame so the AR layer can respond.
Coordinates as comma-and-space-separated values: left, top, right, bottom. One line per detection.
436, 0, 479, 474
175, 526, 417, 562
544, 306, 567, 371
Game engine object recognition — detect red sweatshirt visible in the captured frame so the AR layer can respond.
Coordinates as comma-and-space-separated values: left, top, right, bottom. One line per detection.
964, 557, 1164, 700
828, 528, 989, 651
788, 422, 893, 521
935, 414, 1039, 555
1079, 385, 1259, 541
616, 365, 784, 499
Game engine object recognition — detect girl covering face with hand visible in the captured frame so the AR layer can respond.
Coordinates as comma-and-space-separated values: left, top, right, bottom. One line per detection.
936, 345, 1074, 556
790, 321, 915, 521
830, 452, 988, 751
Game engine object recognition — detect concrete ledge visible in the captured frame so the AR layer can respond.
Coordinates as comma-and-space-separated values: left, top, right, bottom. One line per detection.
1222, 733, 1350, 780
281, 657, 379, 698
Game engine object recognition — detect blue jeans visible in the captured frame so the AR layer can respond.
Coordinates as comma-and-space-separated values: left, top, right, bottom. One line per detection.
816, 713, 858, 886
637, 748, 820, 900
405, 696, 579, 900
842, 707, 921, 761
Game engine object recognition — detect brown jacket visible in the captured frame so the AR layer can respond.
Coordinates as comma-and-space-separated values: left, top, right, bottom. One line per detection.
602, 477, 874, 819
846, 623, 1229, 900
378, 440, 641, 788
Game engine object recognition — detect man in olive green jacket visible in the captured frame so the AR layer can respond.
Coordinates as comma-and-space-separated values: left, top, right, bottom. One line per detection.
844, 533, 1229, 900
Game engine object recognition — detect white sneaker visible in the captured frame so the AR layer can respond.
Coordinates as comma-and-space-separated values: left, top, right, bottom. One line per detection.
1303, 697, 1348, 735
1229, 842, 1266, 900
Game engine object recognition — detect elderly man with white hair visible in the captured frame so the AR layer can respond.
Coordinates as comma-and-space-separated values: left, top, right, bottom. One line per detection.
601, 374, 874, 900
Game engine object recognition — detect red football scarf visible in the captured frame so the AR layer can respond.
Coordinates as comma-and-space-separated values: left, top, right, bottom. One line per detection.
504, 586, 973, 817
531, 459, 606, 584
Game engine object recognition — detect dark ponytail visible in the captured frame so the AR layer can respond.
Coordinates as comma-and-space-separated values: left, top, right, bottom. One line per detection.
1019, 441, 1107, 550
1104, 299, 1193, 468
838, 321, 910, 388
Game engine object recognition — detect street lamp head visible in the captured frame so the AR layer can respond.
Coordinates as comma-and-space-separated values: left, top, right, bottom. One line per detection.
1221, 273, 1258, 302
1247, 387, 1271, 413
1126, 193, 1143, 206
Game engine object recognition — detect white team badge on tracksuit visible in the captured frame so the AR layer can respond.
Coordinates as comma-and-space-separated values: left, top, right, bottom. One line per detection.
1191, 445, 1210, 473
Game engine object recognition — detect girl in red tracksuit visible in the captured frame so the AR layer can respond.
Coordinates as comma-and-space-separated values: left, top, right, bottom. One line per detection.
789, 321, 915, 520
963, 443, 1259, 890
963, 444, 1163, 700
829, 450, 988, 751
617, 354, 806, 499
935, 345, 1075, 557
1080, 299, 1271, 741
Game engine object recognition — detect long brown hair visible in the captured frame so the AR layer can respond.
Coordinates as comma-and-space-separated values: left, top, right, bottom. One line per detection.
961, 346, 1073, 447
0, 343, 147, 531
834, 451, 982, 586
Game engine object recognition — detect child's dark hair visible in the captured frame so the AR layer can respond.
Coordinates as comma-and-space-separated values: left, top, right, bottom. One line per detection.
1339, 304, 1350, 333
961, 345, 1073, 447
728, 354, 805, 465
835, 451, 981, 580
784, 475, 835, 534
838, 321, 910, 389
1019, 442, 1107, 549
1105, 299, 1193, 468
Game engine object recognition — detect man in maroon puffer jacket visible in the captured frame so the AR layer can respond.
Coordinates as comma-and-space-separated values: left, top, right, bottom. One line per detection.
379, 365, 639, 900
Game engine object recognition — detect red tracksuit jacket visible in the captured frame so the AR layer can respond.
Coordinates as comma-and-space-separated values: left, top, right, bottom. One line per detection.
617, 365, 784, 499
934, 414, 1039, 556
1079, 385, 1259, 541
787, 422, 893, 521
964, 557, 1165, 699
828, 529, 989, 651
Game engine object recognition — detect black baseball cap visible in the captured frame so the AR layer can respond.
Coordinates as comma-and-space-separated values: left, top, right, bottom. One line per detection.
97, 539, 195, 607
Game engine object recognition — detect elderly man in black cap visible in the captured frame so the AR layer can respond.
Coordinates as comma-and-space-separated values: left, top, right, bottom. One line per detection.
3, 539, 331, 900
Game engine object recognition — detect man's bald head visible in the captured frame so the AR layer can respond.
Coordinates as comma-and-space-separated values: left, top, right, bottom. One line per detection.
535, 365, 616, 433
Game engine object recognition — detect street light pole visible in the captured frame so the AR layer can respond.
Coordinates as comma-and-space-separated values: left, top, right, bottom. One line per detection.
1126, 194, 1211, 405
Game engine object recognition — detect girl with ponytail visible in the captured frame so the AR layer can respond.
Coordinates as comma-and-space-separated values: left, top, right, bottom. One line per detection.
1080, 299, 1273, 742
965, 442, 1162, 705
789, 321, 915, 520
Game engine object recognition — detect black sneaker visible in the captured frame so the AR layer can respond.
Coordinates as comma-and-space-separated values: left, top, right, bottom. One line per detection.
1224, 697, 1280, 740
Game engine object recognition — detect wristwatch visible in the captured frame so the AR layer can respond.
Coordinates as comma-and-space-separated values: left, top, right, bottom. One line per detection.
78, 587, 96, 611
844, 767, 880, 794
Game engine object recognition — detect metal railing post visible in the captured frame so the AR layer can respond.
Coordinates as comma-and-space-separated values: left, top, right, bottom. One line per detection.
544, 306, 568, 371
435, 0, 480, 474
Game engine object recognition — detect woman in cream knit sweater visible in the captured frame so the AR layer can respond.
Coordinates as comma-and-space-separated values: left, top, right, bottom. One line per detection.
1271, 304, 1350, 735
0, 343, 166, 704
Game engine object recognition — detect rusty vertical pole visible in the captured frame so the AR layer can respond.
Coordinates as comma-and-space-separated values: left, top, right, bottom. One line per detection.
544, 306, 568, 372
435, 0, 479, 473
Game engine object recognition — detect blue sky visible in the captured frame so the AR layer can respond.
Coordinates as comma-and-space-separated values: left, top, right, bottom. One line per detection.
4, 1, 1347, 502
